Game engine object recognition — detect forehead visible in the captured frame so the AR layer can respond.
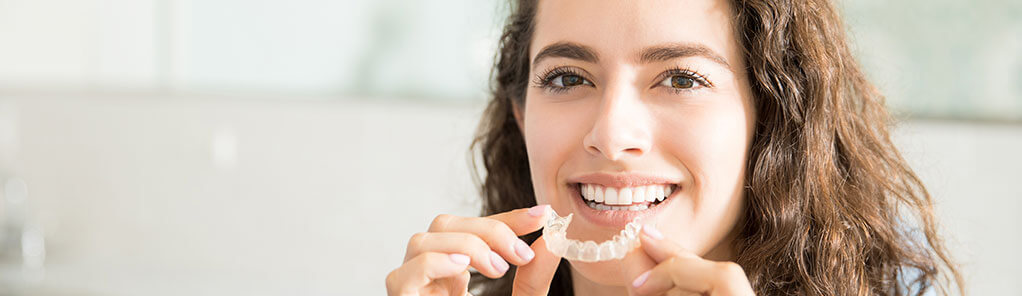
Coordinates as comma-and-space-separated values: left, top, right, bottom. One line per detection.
530, 0, 739, 66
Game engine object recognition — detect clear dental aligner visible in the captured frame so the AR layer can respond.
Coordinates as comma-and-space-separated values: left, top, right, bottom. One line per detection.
543, 210, 642, 262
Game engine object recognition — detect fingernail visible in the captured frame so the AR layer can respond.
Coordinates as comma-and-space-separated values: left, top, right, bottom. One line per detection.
449, 253, 471, 265
490, 251, 509, 273
513, 239, 535, 261
642, 224, 663, 240
632, 270, 651, 288
527, 204, 549, 217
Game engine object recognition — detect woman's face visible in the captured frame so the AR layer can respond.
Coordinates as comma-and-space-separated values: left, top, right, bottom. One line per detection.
518, 0, 755, 287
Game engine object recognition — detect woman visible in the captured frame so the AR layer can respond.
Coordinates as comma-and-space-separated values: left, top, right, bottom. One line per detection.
386, 0, 963, 295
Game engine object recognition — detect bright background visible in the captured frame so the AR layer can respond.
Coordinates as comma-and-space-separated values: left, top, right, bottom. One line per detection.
0, 0, 1018, 295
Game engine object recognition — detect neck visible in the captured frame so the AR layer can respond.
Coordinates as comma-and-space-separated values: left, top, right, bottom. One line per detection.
703, 226, 741, 262
569, 267, 629, 296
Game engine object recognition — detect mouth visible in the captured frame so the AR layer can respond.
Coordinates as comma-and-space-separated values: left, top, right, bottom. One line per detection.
564, 173, 682, 227
574, 183, 676, 211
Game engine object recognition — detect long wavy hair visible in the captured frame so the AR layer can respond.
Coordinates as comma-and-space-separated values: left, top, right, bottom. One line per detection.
468, 0, 964, 295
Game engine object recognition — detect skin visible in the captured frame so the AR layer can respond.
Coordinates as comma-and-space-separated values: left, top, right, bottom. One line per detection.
387, 0, 756, 295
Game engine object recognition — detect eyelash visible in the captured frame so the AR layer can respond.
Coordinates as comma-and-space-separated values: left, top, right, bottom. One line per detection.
532, 67, 591, 94
657, 67, 713, 93
532, 66, 713, 94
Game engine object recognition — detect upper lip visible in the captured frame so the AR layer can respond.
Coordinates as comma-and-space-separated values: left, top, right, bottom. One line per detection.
567, 172, 681, 188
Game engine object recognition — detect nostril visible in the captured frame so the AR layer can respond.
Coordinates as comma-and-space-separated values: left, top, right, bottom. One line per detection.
607, 147, 644, 161
583, 131, 649, 160
622, 147, 643, 155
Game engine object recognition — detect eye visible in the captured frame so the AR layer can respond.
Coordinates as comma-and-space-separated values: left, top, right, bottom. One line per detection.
551, 73, 591, 88
655, 68, 712, 91
533, 67, 596, 93
667, 76, 695, 88
658, 74, 701, 89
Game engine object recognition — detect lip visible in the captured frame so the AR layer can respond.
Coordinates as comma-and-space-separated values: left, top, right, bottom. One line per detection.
565, 179, 680, 228
567, 172, 680, 188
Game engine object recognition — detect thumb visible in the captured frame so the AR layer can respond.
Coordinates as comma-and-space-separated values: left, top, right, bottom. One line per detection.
487, 204, 551, 236
511, 236, 561, 296
637, 223, 699, 263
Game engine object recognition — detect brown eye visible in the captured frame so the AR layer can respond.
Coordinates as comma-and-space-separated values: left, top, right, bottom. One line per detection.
670, 76, 695, 89
554, 74, 586, 87
657, 71, 707, 91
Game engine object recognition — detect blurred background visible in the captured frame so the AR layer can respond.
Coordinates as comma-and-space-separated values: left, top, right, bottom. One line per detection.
0, 0, 1018, 295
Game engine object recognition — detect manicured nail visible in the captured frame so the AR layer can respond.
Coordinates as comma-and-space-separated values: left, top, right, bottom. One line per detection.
528, 204, 549, 217
490, 251, 509, 273
449, 253, 471, 265
514, 239, 535, 261
632, 270, 651, 288
642, 224, 663, 240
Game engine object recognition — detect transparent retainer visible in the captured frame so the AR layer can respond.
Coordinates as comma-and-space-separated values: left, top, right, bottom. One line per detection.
542, 210, 642, 262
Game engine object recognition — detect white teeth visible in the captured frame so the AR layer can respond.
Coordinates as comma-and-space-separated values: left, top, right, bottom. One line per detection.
633, 186, 646, 203
587, 201, 649, 211
605, 187, 618, 205
618, 187, 632, 205
580, 183, 678, 209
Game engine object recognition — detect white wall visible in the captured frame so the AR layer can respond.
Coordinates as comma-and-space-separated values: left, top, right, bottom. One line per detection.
893, 118, 1022, 294
0, 94, 1017, 295
0, 94, 484, 295
0, 0, 501, 100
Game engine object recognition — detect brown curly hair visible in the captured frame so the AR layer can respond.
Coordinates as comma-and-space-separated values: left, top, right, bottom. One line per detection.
468, 0, 964, 295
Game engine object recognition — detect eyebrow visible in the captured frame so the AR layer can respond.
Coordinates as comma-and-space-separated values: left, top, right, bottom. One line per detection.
531, 41, 732, 71
638, 43, 732, 70
531, 42, 599, 70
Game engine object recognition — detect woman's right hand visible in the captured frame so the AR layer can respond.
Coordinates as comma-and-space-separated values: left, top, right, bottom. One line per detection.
385, 205, 561, 296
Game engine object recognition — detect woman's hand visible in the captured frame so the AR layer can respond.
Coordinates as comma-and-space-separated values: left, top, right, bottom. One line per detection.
385, 205, 563, 296
629, 225, 755, 296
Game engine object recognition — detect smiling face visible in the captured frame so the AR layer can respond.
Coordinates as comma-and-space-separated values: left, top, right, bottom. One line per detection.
518, 0, 756, 287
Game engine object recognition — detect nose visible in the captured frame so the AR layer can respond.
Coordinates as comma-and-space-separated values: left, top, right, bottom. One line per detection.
582, 83, 653, 161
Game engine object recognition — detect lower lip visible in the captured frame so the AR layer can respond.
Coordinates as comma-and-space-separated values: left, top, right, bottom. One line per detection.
567, 184, 677, 228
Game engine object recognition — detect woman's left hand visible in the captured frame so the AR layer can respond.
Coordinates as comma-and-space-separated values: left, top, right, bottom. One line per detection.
628, 225, 755, 296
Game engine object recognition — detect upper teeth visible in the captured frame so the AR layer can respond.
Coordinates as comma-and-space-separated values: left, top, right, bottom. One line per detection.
580, 183, 674, 205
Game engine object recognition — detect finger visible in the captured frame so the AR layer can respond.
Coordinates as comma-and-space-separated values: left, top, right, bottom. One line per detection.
427, 205, 550, 265
405, 232, 510, 278
485, 204, 551, 234
511, 236, 562, 296
637, 223, 700, 263
386, 252, 471, 295
631, 224, 753, 295
429, 205, 549, 235
630, 257, 706, 295
622, 247, 658, 294
632, 258, 754, 296
442, 270, 471, 296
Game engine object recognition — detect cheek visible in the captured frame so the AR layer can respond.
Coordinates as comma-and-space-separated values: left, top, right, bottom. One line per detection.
522, 98, 595, 203
661, 105, 750, 182
655, 97, 752, 250
655, 88, 752, 188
